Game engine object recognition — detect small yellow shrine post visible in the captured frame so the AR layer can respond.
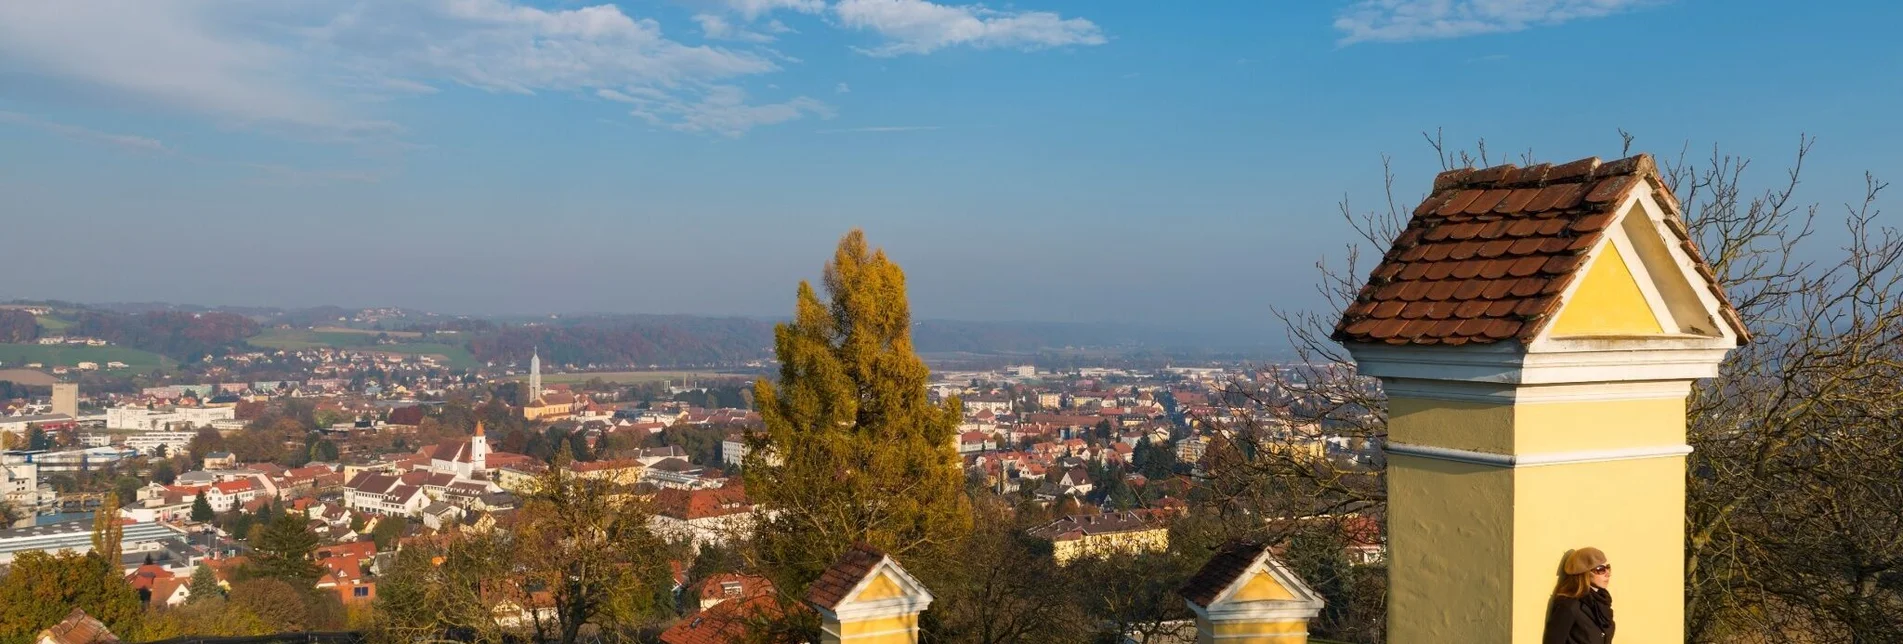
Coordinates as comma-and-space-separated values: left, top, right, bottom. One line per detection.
804, 546, 935, 644
1333, 155, 1746, 642
1179, 540, 1327, 643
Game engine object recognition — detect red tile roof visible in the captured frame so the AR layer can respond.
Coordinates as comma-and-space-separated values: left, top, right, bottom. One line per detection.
658, 594, 795, 644
38, 609, 119, 644
802, 545, 884, 611
652, 486, 751, 521
1334, 154, 1746, 345
1178, 540, 1272, 607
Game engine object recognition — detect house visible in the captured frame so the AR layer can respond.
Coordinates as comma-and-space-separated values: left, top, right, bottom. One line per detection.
1029, 510, 1170, 564
694, 573, 773, 610
125, 564, 190, 607
202, 452, 237, 469
341, 472, 430, 516
570, 459, 645, 486
648, 485, 754, 551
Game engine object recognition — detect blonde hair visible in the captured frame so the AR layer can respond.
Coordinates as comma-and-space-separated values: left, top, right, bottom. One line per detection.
1553, 571, 1593, 599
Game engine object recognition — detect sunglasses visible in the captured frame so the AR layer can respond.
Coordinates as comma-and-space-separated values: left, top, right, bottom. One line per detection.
1591, 564, 1612, 575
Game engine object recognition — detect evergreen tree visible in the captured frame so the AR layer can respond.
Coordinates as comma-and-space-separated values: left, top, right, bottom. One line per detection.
191, 491, 214, 522
745, 229, 971, 591
245, 512, 322, 585
186, 563, 224, 603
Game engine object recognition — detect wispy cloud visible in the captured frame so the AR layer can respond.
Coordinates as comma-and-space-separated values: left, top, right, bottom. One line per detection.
605, 85, 833, 137
692, 0, 826, 21
1335, 0, 1655, 44
0, 0, 824, 138
833, 0, 1105, 57
0, 110, 166, 152
693, 13, 777, 43
243, 162, 388, 186
817, 125, 943, 133
835, 82, 851, 94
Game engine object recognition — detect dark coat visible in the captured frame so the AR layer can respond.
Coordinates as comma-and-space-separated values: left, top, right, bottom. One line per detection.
1544, 588, 1615, 644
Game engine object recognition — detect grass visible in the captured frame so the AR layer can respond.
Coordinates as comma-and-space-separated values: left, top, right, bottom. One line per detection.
0, 344, 171, 371
509, 370, 751, 385
361, 343, 481, 370
34, 316, 72, 332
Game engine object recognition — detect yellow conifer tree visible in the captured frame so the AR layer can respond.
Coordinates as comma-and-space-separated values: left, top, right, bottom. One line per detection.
746, 229, 971, 590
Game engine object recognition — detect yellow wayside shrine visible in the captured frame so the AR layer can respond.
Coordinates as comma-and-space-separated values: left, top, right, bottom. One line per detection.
1179, 540, 1327, 643
804, 547, 935, 644
1332, 154, 1747, 642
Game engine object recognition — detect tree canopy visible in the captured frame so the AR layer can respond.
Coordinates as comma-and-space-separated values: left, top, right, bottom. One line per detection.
745, 229, 971, 591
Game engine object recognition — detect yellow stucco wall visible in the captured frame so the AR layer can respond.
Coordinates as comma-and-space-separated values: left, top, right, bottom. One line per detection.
1232, 571, 1297, 602
1388, 397, 1515, 453
1388, 391, 1688, 643
1512, 455, 1685, 642
1202, 618, 1310, 642
1549, 244, 1666, 337
853, 571, 905, 602
1390, 396, 1685, 454
829, 614, 917, 643
1050, 527, 1169, 564
1387, 454, 1517, 642
1513, 397, 1685, 453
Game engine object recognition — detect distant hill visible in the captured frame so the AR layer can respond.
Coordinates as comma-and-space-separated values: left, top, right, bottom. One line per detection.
5, 301, 1284, 368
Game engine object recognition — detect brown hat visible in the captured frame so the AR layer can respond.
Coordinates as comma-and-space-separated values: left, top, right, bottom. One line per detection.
1563, 547, 1609, 575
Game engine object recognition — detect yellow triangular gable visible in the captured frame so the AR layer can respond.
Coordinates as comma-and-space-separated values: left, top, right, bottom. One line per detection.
1230, 568, 1298, 602
1549, 243, 1665, 337
850, 570, 906, 603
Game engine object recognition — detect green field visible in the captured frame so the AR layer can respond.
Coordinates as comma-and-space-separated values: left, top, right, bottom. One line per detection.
34, 315, 72, 332
0, 344, 171, 371
511, 370, 753, 385
249, 329, 479, 370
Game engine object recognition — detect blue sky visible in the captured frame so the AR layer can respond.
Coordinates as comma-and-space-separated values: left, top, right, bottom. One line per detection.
0, 0, 1897, 335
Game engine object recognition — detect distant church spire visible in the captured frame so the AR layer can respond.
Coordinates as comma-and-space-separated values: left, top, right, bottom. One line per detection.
528, 347, 542, 405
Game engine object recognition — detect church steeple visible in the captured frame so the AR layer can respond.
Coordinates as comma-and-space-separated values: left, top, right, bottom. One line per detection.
528, 347, 542, 405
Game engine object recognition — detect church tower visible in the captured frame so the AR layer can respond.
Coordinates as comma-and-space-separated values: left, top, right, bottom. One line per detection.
528, 347, 542, 405
469, 421, 490, 476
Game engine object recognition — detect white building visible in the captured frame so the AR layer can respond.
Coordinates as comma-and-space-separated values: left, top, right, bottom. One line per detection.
122, 432, 198, 457
105, 407, 235, 432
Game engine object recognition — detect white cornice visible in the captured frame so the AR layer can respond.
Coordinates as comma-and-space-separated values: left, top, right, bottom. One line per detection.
1346, 343, 1730, 386
1381, 378, 1692, 404
1385, 441, 1692, 468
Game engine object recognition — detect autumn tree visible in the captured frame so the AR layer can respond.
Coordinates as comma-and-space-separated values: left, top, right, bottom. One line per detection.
372, 533, 513, 644
515, 445, 674, 644
745, 229, 972, 591
0, 550, 141, 643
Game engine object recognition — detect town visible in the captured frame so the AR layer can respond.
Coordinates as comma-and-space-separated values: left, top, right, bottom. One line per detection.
0, 300, 1389, 643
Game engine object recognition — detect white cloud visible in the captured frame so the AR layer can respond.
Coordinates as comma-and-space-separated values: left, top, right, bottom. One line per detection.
835, 82, 851, 93
0, 110, 166, 152
0, 0, 818, 138
603, 85, 831, 137
833, 0, 1106, 57
693, 13, 777, 42
697, 0, 827, 20
1335, 0, 1654, 44
817, 125, 942, 133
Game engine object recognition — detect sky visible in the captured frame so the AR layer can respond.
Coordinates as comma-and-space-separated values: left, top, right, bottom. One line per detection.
1, 0, 1898, 337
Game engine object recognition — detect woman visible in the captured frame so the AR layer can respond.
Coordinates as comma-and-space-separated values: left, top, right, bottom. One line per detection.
1544, 547, 1615, 644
